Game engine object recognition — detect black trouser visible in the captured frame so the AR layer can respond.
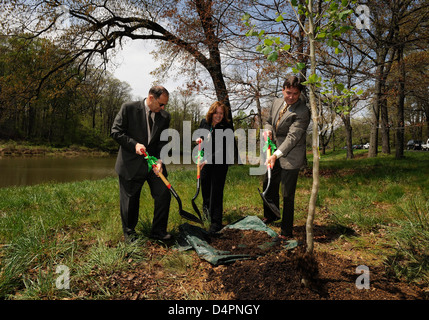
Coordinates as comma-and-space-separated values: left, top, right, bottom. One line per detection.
118, 162, 171, 238
263, 160, 300, 236
200, 164, 229, 232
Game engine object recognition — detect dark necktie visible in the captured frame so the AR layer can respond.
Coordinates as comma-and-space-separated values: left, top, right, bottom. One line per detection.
148, 111, 153, 133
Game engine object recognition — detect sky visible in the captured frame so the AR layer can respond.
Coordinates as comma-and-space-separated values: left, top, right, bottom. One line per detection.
110, 40, 183, 100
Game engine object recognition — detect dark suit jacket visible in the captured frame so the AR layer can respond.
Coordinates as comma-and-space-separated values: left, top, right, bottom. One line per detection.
198, 118, 234, 165
111, 99, 171, 180
265, 96, 310, 170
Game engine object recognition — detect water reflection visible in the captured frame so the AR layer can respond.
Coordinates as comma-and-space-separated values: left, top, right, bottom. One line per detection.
0, 156, 193, 188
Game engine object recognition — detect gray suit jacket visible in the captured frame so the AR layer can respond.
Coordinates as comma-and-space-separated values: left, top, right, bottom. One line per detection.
264, 96, 310, 170
111, 99, 171, 180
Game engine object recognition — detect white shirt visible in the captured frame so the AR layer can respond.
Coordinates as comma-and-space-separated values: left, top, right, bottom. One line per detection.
273, 148, 283, 159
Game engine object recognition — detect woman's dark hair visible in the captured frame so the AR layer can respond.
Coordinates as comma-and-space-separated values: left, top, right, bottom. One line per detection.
206, 101, 230, 124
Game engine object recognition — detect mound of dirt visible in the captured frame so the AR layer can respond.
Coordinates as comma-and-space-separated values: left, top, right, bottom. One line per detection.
209, 228, 283, 257
74, 225, 426, 301
205, 228, 425, 300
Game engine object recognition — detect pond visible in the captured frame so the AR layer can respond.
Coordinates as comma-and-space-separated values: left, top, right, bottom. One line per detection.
0, 155, 194, 188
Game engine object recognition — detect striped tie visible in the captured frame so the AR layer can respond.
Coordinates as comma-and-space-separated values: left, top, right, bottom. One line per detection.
276, 103, 288, 130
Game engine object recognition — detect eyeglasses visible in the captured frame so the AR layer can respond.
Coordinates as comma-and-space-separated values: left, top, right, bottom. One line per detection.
156, 99, 166, 107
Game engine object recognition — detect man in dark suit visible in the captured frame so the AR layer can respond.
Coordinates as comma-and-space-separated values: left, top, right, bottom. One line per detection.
111, 86, 172, 242
263, 76, 310, 239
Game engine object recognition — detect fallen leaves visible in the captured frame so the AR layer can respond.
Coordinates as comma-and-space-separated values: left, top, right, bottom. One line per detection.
70, 230, 425, 300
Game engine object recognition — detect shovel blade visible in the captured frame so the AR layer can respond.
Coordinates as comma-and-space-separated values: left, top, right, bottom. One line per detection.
180, 209, 203, 224
191, 181, 202, 220
191, 199, 202, 221
258, 188, 281, 219
170, 185, 203, 224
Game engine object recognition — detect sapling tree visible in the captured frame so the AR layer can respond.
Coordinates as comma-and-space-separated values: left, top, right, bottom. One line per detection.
243, 0, 358, 254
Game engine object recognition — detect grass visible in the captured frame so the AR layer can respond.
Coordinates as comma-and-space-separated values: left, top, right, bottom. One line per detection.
0, 139, 110, 157
0, 149, 428, 299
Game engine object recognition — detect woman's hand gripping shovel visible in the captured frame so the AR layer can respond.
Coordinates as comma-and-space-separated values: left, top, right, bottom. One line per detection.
191, 140, 204, 221
258, 132, 281, 219
140, 149, 203, 225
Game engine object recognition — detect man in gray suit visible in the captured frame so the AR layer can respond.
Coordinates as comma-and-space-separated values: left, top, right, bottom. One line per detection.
111, 86, 172, 242
263, 76, 310, 239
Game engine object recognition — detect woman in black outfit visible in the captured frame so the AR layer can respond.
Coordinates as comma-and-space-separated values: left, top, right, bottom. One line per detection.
196, 101, 232, 234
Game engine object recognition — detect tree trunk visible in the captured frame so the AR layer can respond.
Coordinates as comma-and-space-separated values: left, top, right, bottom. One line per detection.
306, 6, 319, 255
369, 46, 389, 158
380, 51, 396, 155
194, 0, 233, 125
341, 113, 354, 159
210, 67, 232, 123
369, 52, 386, 158
395, 44, 405, 159
255, 94, 263, 129
380, 98, 390, 154
368, 101, 379, 158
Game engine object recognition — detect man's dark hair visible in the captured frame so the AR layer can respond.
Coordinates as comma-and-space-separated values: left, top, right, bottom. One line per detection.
149, 86, 169, 99
283, 76, 305, 92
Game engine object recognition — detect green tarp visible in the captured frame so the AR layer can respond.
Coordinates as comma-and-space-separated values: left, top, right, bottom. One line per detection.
176, 216, 299, 266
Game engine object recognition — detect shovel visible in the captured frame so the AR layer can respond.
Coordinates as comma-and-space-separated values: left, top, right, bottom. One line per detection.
191, 140, 203, 220
258, 132, 281, 219
140, 149, 203, 225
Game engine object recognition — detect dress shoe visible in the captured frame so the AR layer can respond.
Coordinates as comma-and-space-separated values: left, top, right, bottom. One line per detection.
124, 231, 138, 243
209, 224, 222, 234
208, 228, 222, 237
150, 233, 172, 241
262, 217, 277, 224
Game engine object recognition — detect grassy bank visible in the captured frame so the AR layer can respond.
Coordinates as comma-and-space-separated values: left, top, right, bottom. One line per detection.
0, 149, 428, 299
0, 140, 111, 157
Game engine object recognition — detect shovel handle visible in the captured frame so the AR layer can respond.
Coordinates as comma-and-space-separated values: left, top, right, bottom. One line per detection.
157, 171, 172, 189
266, 147, 272, 168
140, 148, 171, 189
196, 140, 202, 179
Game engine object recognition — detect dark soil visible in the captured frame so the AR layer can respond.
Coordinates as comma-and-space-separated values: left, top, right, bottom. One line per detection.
74, 226, 427, 300
205, 227, 426, 300
209, 228, 283, 257
207, 246, 422, 300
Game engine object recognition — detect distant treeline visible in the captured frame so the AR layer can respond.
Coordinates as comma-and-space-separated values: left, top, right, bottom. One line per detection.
0, 35, 132, 150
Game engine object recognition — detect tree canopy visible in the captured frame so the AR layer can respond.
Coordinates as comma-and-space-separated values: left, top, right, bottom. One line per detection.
1, 0, 428, 153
